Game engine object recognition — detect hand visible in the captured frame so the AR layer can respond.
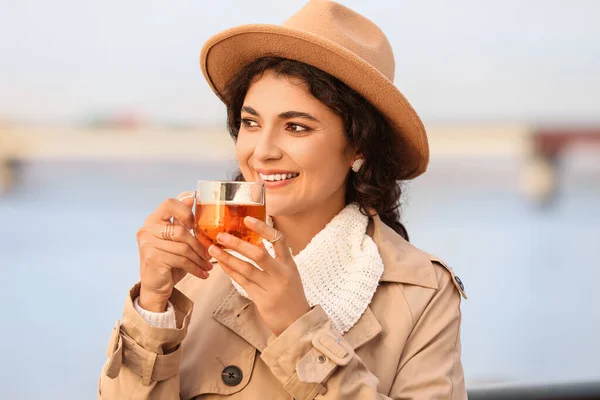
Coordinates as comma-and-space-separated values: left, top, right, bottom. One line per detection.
208, 216, 311, 336
136, 192, 213, 312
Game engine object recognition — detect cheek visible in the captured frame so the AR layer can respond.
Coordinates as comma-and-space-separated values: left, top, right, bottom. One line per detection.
322, 160, 349, 185
235, 135, 254, 168
300, 147, 349, 187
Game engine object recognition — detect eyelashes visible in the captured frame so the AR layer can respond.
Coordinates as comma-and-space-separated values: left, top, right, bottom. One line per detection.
241, 118, 259, 128
240, 119, 312, 134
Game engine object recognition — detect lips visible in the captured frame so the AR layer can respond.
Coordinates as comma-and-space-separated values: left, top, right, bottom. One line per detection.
259, 172, 299, 182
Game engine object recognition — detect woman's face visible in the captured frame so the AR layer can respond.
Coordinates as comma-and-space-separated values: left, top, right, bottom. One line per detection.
236, 71, 356, 217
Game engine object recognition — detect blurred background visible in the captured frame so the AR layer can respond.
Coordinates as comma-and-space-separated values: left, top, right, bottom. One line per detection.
1, 0, 599, 398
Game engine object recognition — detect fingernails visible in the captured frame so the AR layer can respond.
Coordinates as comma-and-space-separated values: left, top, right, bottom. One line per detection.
208, 245, 222, 257
176, 192, 194, 201
245, 216, 257, 224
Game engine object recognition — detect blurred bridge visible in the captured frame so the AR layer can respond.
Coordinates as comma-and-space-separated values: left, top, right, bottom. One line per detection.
1, 123, 599, 204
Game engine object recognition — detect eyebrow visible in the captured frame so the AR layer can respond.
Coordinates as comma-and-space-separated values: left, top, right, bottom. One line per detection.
241, 106, 320, 123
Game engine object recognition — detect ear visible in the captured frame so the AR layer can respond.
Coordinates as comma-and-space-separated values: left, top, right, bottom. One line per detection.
346, 143, 362, 163
351, 149, 364, 166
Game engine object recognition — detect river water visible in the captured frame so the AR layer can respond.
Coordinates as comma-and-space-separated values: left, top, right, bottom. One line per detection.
1, 156, 598, 398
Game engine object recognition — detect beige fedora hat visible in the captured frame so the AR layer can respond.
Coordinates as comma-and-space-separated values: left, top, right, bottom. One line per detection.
200, 0, 429, 179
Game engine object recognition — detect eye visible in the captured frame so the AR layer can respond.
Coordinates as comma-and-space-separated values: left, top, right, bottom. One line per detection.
240, 118, 260, 129
286, 123, 311, 133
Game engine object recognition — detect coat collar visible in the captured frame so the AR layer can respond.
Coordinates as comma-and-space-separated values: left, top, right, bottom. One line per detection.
211, 212, 435, 353
371, 213, 438, 289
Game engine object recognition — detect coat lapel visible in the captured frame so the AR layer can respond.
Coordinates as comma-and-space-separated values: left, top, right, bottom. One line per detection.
343, 306, 383, 350
371, 213, 438, 289
212, 287, 272, 352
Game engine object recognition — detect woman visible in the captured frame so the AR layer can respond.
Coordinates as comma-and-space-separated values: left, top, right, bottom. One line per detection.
99, 1, 467, 399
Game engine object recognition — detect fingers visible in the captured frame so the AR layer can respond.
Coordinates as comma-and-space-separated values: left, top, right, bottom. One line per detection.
138, 226, 212, 270
220, 261, 264, 301
158, 247, 208, 280
149, 223, 210, 262
152, 235, 213, 272
140, 238, 209, 280
208, 245, 266, 290
176, 191, 195, 206
215, 232, 273, 273
194, 229, 214, 250
145, 196, 194, 229
173, 191, 196, 233
244, 216, 290, 260
220, 262, 251, 291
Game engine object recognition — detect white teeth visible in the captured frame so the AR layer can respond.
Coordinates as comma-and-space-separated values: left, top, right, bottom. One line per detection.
259, 172, 299, 182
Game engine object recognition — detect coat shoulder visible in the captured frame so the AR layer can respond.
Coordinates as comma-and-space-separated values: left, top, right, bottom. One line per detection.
374, 217, 467, 300
427, 253, 468, 300
373, 237, 467, 334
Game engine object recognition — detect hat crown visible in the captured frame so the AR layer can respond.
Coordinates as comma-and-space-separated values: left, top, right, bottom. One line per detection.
283, 0, 395, 81
199, 0, 429, 179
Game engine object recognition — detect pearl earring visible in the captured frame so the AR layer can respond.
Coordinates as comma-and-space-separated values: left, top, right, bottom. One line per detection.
351, 158, 365, 172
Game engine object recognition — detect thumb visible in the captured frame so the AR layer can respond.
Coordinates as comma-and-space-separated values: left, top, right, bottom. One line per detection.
176, 191, 195, 209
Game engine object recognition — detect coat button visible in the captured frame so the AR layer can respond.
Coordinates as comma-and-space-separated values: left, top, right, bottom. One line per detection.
454, 276, 465, 291
222, 366, 243, 386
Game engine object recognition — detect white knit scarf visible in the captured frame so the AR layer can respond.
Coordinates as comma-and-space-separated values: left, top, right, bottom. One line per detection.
230, 203, 384, 334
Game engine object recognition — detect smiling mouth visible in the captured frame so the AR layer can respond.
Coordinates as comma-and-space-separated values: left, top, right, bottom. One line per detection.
259, 172, 299, 182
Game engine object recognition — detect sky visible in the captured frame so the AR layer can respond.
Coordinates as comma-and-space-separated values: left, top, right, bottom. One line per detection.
0, 0, 599, 125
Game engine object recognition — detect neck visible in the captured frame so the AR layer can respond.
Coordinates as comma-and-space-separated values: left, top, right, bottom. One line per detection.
272, 196, 347, 255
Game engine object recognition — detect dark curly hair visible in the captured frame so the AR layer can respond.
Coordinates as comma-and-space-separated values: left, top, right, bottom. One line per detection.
223, 57, 409, 241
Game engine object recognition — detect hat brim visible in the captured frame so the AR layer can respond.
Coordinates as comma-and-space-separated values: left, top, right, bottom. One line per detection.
200, 24, 429, 180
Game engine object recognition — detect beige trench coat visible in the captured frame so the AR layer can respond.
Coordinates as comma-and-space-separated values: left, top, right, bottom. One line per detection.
98, 214, 468, 399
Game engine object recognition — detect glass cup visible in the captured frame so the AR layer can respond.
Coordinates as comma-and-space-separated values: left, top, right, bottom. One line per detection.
194, 181, 266, 246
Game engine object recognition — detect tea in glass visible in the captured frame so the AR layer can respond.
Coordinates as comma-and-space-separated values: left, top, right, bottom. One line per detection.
194, 181, 266, 245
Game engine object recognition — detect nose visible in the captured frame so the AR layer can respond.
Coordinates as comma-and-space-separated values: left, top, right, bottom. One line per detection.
253, 128, 283, 162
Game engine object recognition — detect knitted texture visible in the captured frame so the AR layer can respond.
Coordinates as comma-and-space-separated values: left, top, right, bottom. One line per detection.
133, 297, 177, 329
231, 203, 384, 334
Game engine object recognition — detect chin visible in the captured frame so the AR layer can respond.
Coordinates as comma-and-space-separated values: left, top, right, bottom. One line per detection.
265, 200, 302, 217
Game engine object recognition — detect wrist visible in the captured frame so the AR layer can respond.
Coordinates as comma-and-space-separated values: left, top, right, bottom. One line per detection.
139, 287, 169, 312
134, 297, 177, 329
275, 302, 312, 336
